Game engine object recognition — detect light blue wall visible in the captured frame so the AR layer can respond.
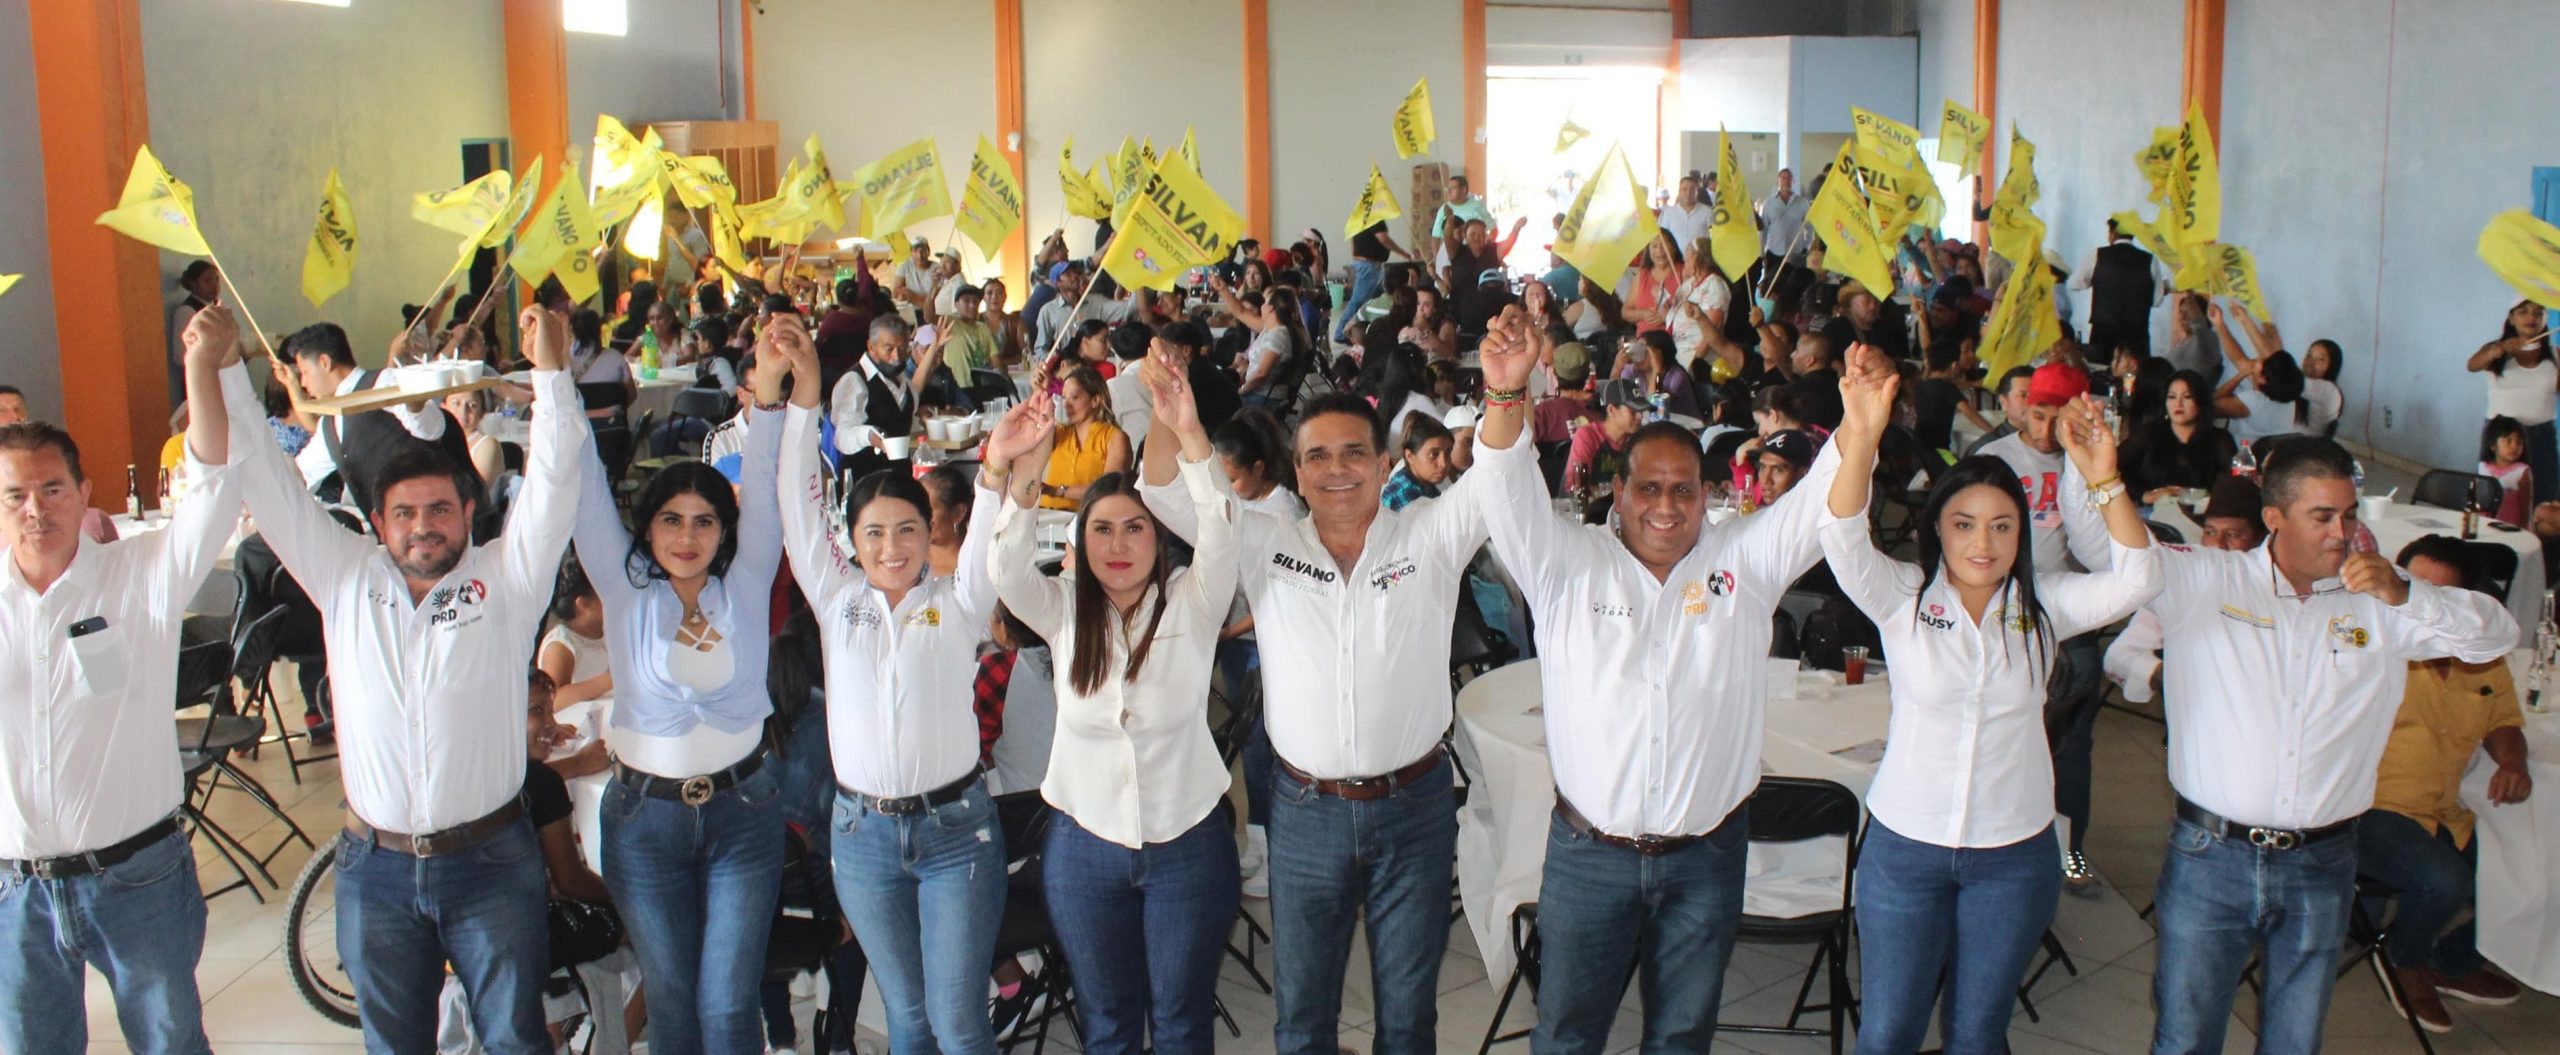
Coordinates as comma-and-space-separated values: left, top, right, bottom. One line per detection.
0, 0, 63, 422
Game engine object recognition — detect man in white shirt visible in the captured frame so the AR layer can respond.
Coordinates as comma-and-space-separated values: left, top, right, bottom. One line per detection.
1655, 175, 1713, 260
1757, 168, 1810, 262
1137, 384, 1491, 1055
1031, 261, 1133, 359
2103, 477, 2265, 703
1469, 314, 1877, 1053
893, 237, 938, 322
220, 305, 585, 1055
828, 315, 942, 482
272, 322, 454, 504
2136, 439, 2514, 1055
0, 304, 241, 1055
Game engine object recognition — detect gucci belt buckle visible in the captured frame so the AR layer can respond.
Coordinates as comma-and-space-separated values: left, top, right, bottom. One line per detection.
2246, 826, 2300, 851
679, 775, 717, 806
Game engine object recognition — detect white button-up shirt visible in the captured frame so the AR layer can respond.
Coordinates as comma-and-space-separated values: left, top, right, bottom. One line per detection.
1819, 508, 2160, 848
1472, 433, 1840, 838
224, 363, 580, 835
0, 448, 238, 860
2150, 541, 2516, 829
997, 456, 1237, 847
778, 405, 1000, 798
1978, 433, 2116, 576
1140, 453, 1490, 780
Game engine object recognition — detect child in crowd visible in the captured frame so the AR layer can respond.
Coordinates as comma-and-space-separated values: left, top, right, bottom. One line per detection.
1382, 414, 1456, 511
2482, 416, 2531, 526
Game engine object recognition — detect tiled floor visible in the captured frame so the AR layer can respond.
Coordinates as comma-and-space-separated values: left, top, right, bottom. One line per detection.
83, 676, 2560, 1054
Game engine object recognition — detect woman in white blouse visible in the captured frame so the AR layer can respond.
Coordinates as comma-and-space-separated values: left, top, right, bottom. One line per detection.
1818, 345, 2161, 1054
766, 318, 1013, 1055
985, 361, 1240, 1055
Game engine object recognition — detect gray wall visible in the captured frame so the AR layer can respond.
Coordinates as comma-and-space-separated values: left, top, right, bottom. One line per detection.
0, 0, 64, 422
568, 0, 740, 142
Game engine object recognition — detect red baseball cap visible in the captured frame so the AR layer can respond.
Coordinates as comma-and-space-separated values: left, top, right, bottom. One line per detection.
2026, 362, 2091, 407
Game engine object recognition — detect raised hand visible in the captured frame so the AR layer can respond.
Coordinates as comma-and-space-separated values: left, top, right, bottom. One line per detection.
1833, 342, 1898, 439
982, 393, 1055, 470
520, 307, 570, 372
1478, 308, 1536, 394
182, 302, 242, 370
1143, 353, 1201, 436
2340, 552, 2411, 606
2056, 394, 2119, 484
2205, 300, 2226, 330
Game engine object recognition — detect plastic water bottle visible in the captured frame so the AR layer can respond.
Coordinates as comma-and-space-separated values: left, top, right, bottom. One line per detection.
2231, 442, 2257, 481
638, 330, 661, 380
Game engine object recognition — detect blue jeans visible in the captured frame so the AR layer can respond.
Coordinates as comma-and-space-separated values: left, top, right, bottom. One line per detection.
601, 764, 787, 1055
2354, 810, 2484, 976
1854, 820, 2061, 1054
336, 816, 551, 1055
1534, 804, 1749, 1055
1337, 260, 1385, 340
1044, 806, 1240, 1055
2151, 814, 2358, 1055
1268, 752, 1457, 1055
0, 828, 210, 1055
830, 782, 1005, 1055
1215, 637, 1269, 827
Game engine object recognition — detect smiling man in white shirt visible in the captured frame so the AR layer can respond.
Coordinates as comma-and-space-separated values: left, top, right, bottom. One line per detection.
2137, 439, 2515, 1055
1469, 310, 1877, 1054
219, 305, 584, 1055
0, 304, 241, 1055
1138, 379, 1491, 1055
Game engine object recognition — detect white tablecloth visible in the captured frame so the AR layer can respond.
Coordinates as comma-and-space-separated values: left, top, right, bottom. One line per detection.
2464, 699, 2560, 994
1452, 659, 1892, 980
2159, 498, 2544, 648
549, 699, 613, 877
631, 365, 697, 422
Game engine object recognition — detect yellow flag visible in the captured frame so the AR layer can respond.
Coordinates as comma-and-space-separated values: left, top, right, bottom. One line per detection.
1110, 137, 1147, 215
2479, 210, 2560, 309
2000, 125, 2040, 209
1060, 138, 1114, 221
623, 196, 665, 261
485, 155, 544, 249
2109, 210, 2186, 273
2164, 104, 2221, 248
1343, 162, 1404, 240
0, 275, 20, 300
1175, 127, 1201, 173
1554, 117, 1590, 155
1709, 128, 1760, 281
1807, 161, 1895, 299
1391, 77, 1436, 159
1977, 250, 2062, 384
786, 134, 847, 232
661, 153, 736, 210
1851, 107, 1922, 166
1843, 140, 1930, 246
511, 169, 603, 303
1553, 142, 1659, 293
848, 138, 953, 240
588, 118, 663, 228
954, 136, 1025, 258
709, 204, 750, 273
2136, 125, 2180, 206
1099, 154, 1245, 293
96, 146, 210, 256
2173, 242, 2269, 321
300, 167, 358, 308
413, 169, 513, 240
1985, 128, 2044, 266
1936, 99, 1991, 175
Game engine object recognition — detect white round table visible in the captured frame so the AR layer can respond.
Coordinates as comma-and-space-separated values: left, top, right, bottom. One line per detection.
2463, 664, 2560, 994
2158, 497, 2545, 649
1452, 658, 1893, 981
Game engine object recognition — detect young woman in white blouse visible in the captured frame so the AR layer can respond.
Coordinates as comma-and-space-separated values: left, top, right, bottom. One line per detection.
765, 318, 1012, 1055
1818, 344, 2162, 1054
564, 333, 789, 1055
985, 360, 1241, 1055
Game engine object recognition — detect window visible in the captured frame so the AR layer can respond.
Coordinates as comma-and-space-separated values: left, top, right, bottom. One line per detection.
564, 0, 627, 36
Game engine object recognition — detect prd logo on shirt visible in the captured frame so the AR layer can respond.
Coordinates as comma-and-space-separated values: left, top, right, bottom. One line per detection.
427, 580, 488, 627
1367, 556, 1419, 593
1680, 580, 1708, 616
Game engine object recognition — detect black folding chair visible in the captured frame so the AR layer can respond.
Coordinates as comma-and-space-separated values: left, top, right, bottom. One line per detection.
2413, 470, 2501, 515
1720, 778, 1864, 1054
990, 792, 1079, 1054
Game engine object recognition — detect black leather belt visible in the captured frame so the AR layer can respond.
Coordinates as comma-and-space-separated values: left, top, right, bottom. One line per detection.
841, 766, 983, 817
347, 800, 526, 858
2175, 795, 2354, 852
615, 751, 767, 807
0, 816, 181, 880
1278, 748, 1445, 801
1555, 795, 1736, 857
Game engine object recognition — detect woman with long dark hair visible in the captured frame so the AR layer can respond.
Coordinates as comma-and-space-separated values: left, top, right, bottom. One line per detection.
2469, 298, 2560, 503
1618, 330, 1703, 420
765, 317, 1019, 1055
1819, 346, 2160, 1055
2121, 370, 2240, 504
566, 327, 791, 1054
985, 364, 1240, 1055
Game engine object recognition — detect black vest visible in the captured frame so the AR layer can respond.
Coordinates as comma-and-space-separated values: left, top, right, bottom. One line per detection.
319, 369, 476, 514
2089, 242, 2156, 327
841, 366, 916, 481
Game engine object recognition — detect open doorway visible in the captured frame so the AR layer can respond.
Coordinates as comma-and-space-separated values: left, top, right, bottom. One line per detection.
457, 139, 518, 355
1484, 65, 1667, 276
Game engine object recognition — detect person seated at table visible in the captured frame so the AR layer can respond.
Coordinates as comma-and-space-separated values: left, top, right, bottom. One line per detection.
829, 315, 941, 482
1731, 428, 1816, 510
1465, 310, 1886, 1055
540, 560, 614, 711
2119, 369, 2239, 505
1562, 379, 1646, 495
1532, 342, 1597, 445
2480, 417, 2533, 527
1616, 331, 1702, 421
443, 389, 507, 491
1382, 414, 1455, 511
570, 309, 639, 426
917, 465, 977, 579
1038, 367, 1131, 511
2104, 477, 2265, 704
271, 321, 467, 509
2354, 535, 2533, 1033
1819, 358, 2160, 1054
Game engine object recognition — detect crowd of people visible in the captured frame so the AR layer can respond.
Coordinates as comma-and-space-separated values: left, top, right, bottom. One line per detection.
0, 146, 2548, 1055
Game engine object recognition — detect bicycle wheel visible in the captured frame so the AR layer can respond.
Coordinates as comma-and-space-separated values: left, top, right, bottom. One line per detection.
282, 839, 361, 1028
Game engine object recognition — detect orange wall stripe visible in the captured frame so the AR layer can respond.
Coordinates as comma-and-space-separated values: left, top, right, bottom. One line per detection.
29, 0, 162, 500
1972, 0, 1999, 244
994, 0, 1028, 306
1462, 0, 1488, 186
1241, 0, 1272, 238
2181, 0, 2225, 139
739, 0, 758, 121
504, 0, 568, 306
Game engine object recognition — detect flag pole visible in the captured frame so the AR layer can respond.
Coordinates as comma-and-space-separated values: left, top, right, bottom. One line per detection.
198, 248, 278, 361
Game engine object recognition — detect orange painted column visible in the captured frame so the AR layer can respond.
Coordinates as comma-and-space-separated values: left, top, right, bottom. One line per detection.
1462, 0, 1488, 186
504, 0, 569, 199
28, 0, 163, 500
1972, 0, 1999, 244
739, 0, 758, 121
1666, 0, 1688, 185
994, 0, 1029, 306
1241, 0, 1272, 239
2182, 0, 2226, 139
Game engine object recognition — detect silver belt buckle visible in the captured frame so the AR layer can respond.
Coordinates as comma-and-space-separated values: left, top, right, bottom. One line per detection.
2247, 826, 2300, 851
680, 775, 716, 806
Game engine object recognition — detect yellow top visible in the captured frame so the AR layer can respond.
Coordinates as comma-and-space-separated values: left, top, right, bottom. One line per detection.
1040, 420, 1123, 511
2371, 659, 2524, 847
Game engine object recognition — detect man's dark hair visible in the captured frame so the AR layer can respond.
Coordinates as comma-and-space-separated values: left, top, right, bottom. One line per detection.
1159, 320, 1210, 352
1297, 392, 1386, 452
835, 279, 861, 306
571, 308, 605, 349
179, 260, 218, 286
1109, 320, 1155, 362
1448, 174, 1470, 191
1797, 330, 1837, 368
1621, 421, 1705, 481
0, 385, 21, 400
762, 293, 796, 316
369, 446, 476, 519
281, 323, 357, 369
2395, 534, 2478, 591
1400, 413, 1452, 454
534, 276, 571, 311
0, 422, 83, 482
2259, 436, 2357, 511
1998, 366, 2036, 399
549, 558, 597, 622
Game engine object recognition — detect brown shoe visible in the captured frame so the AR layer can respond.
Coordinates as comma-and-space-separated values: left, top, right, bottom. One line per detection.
2391, 966, 2456, 1034
2436, 966, 2523, 1006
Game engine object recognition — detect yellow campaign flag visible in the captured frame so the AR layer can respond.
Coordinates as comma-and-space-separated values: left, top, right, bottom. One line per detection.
1114, 139, 1168, 229
484, 155, 544, 249
588, 117, 663, 228
1099, 154, 1245, 293
2109, 210, 2186, 274
624, 196, 665, 261
1985, 128, 2044, 266
1060, 139, 1114, 222
2479, 210, 2560, 309
1552, 142, 1660, 293
2173, 242, 2269, 321
510, 168, 603, 304
2164, 103, 2221, 247
1392, 77, 1436, 159
1343, 162, 1404, 240
1710, 128, 1761, 281
413, 169, 512, 240
2000, 125, 2040, 209
1976, 251, 2062, 385
848, 138, 953, 240
301, 167, 358, 308
1111, 136, 1147, 214
1936, 99, 1991, 175
661, 153, 736, 210
1844, 140, 1928, 245
113, 144, 189, 208
1554, 117, 1590, 155
709, 204, 750, 273
0, 275, 21, 300
1175, 126, 1201, 173
954, 136, 1026, 258
1807, 160, 1895, 299
789, 133, 848, 232
96, 147, 210, 257
2136, 125, 2180, 206
1850, 107, 1922, 166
